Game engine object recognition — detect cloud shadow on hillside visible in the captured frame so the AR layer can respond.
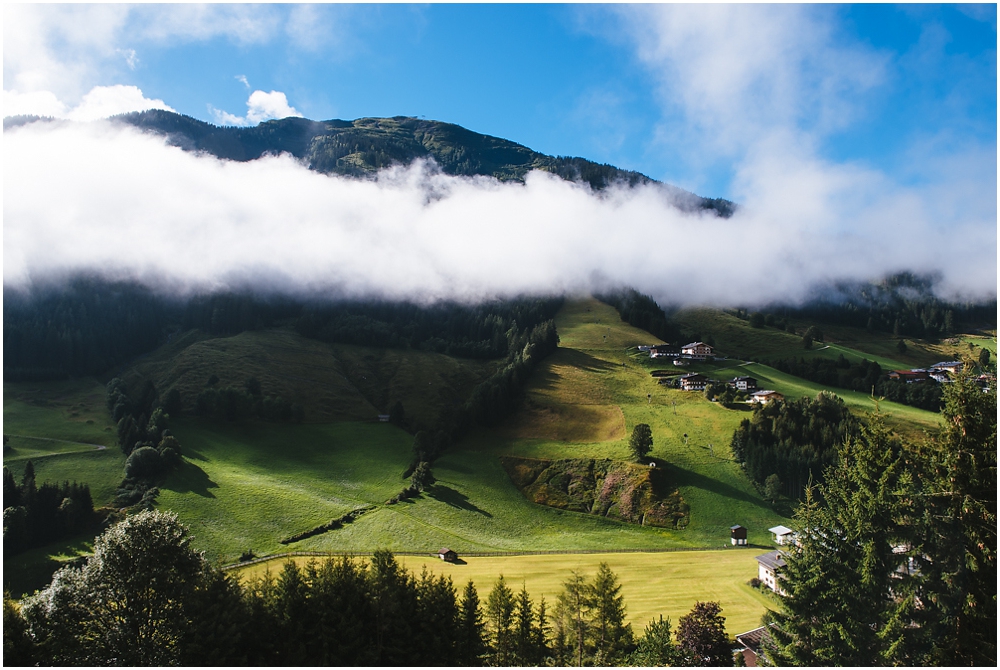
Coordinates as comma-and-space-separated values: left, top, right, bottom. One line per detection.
427, 484, 492, 517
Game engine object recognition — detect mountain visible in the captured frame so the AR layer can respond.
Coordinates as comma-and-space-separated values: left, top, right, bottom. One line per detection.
5, 110, 734, 217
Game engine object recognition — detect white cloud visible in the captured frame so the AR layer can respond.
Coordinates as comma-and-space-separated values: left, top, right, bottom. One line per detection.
4, 120, 995, 306
4, 85, 174, 121
4, 90, 67, 118
2, 4, 283, 109
210, 90, 303, 127
236, 75, 250, 89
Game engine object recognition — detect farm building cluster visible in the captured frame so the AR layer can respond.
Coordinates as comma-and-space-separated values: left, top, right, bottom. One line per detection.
641, 342, 786, 403
890, 361, 994, 391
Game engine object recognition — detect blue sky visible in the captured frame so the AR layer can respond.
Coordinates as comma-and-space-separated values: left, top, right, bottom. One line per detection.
4, 4, 995, 200
4, 5, 997, 303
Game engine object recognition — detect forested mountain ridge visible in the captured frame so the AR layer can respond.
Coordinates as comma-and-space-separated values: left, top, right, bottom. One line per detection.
3, 111, 735, 217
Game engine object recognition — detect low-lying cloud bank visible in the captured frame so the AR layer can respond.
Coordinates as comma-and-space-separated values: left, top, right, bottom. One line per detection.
4, 119, 996, 307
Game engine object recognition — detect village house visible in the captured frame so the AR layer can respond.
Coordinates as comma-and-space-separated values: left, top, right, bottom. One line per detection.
728, 376, 758, 392
735, 625, 775, 667
930, 361, 963, 375
437, 548, 458, 562
649, 344, 677, 359
756, 550, 787, 594
928, 369, 951, 383
679, 372, 709, 391
681, 341, 714, 360
750, 390, 784, 405
769, 525, 795, 546
887, 369, 930, 383
730, 524, 748, 546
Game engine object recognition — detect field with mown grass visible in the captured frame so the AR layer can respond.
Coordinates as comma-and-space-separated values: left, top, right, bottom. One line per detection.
236, 549, 776, 636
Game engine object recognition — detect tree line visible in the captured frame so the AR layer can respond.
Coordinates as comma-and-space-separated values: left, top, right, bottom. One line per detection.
2, 463, 95, 558
4, 510, 735, 667
729, 392, 859, 500
764, 362, 996, 666
3, 279, 171, 381
106, 378, 185, 509
744, 272, 996, 339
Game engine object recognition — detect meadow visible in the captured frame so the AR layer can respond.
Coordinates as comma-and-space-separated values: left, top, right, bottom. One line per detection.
238, 549, 776, 636
4, 296, 966, 605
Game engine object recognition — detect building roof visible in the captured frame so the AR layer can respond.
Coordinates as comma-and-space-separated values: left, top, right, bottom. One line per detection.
751, 389, 781, 397
730, 376, 756, 382
931, 361, 963, 369
735, 625, 774, 652
730, 524, 745, 531
769, 525, 794, 536
679, 372, 707, 380
682, 341, 712, 349
437, 548, 455, 555
756, 550, 786, 571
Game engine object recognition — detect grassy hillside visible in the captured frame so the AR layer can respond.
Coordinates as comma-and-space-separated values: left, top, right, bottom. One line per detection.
671, 306, 988, 369
6, 296, 951, 607
3, 379, 124, 504
239, 550, 775, 636
127, 328, 497, 430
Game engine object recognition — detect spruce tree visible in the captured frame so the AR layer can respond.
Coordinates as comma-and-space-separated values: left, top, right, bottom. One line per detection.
910, 360, 997, 665
485, 575, 516, 666
765, 415, 919, 665
589, 562, 633, 665
457, 580, 487, 666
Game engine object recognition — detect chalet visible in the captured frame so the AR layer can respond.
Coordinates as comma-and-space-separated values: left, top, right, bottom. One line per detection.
679, 373, 709, 391
750, 390, 784, 405
378, 414, 391, 422
930, 361, 963, 375
681, 341, 714, 360
730, 524, 748, 546
437, 548, 458, 562
672, 359, 690, 367
769, 525, 795, 546
735, 625, 775, 667
649, 344, 677, 359
756, 550, 787, 594
887, 370, 930, 383
728, 376, 758, 392
928, 369, 951, 383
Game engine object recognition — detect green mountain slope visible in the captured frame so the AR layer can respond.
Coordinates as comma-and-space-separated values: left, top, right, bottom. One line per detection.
28, 109, 734, 216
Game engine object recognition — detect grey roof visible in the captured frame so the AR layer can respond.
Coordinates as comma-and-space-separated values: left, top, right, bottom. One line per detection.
756, 550, 786, 571
730, 524, 745, 530
769, 525, 794, 536
735, 625, 774, 651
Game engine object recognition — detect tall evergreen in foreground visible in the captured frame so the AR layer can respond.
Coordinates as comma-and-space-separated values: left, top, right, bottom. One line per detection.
765, 359, 997, 666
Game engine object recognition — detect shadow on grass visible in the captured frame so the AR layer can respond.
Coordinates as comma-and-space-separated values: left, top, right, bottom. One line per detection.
427, 484, 493, 518
665, 463, 770, 510
528, 349, 619, 393
163, 459, 218, 498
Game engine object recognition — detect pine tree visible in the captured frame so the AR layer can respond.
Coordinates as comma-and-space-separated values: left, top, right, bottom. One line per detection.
457, 579, 486, 666
513, 585, 536, 666
589, 562, 633, 665
910, 359, 997, 665
556, 570, 593, 666
765, 414, 919, 665
485, 575, 516, 666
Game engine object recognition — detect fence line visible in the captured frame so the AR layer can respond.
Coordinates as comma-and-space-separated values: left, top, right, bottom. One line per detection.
221, 544, 750, 571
